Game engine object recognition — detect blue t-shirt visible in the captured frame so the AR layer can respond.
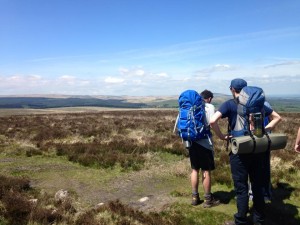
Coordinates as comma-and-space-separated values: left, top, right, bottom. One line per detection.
218, 99, 273, 131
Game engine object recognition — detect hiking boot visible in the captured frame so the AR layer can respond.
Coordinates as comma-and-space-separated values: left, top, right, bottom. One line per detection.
191, 193, 201, 206
264, 196, 271, 203
223, 221, 235, 225
203, 193, 220, 208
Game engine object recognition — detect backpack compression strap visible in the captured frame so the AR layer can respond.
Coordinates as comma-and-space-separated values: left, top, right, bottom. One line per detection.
248, 117, 257, 153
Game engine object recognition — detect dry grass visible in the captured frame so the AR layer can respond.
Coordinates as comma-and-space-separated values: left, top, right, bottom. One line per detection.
0, 110, 298, 181
0, 110, 184, 171
0, 110, 299, 224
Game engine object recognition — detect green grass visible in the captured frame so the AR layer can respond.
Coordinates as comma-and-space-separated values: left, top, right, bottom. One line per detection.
166, 203, 232, 225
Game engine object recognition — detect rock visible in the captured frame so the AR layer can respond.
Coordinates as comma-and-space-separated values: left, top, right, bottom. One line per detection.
54, 189, 69, 203
29, 198, 38, 205
139, 197, 149, 203
95, 202, 105, 209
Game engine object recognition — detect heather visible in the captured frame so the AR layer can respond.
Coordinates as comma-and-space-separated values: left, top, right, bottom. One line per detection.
0, 110, 299, 224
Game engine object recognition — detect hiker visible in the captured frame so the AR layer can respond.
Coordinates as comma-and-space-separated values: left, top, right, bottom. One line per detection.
188, 90, 220, 207
295, 127, 300, 153
262, 101, 273, 202
249, 101, 273, 203
174, 89, 220, 208
210, 78, 282, 225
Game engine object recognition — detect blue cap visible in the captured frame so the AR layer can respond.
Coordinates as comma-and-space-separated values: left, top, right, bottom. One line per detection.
230, 78, 247, 90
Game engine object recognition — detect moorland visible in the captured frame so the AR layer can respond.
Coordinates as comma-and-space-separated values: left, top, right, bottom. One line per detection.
0, 108, 299, 225
0, 94, 300, 112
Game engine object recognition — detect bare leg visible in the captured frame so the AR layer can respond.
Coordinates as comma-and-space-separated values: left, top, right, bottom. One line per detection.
202, 170, 211, 194
191, 169, 199, 193
202, 170, 220, 208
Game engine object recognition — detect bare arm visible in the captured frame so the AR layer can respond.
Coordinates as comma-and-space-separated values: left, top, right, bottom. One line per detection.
209, 111, 227, 140
295, 127, 300, 153
264, 110, 282, 132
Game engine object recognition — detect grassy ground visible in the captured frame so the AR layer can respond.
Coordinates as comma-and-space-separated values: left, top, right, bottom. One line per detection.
0, 108, 299, 224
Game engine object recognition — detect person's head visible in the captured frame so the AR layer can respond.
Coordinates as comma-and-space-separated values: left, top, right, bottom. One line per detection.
229, 78, 247, 96
200, 89, 213, 103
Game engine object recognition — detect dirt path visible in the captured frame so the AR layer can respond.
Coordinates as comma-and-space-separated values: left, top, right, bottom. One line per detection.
71, 158, 190, 212
93, 169, 179, 212
2, 155, 190, 213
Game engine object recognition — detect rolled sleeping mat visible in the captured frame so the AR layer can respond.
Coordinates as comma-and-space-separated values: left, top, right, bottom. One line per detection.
231, 133, 288, 154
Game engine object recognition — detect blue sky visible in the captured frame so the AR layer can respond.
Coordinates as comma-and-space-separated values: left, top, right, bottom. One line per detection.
1, 0, 300, 96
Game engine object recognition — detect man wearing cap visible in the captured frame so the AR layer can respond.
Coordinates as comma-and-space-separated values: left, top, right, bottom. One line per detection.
209, 78, 282, 225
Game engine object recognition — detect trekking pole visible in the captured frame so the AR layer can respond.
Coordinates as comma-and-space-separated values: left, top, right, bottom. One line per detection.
173, 114, 179, 134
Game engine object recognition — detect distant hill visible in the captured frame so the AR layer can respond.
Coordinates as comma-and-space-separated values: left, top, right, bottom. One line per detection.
0, 96, 147, 109
0, 94, 299, 112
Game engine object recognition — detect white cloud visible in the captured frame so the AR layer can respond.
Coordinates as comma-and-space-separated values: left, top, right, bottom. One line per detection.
119, 67, 129, 74
214, 64, 231, 69
59, 75, 75, 80
8, 75, 22, 82
104, 76, 125, 84
135, 69, 145, 76
195, 64, 234, 75
1, 75, 46, 86
118, 67, 145, 77
155, 72, 169, 78
132, 79, 142, 85
1, 51, 300, 96
79, 80, 90, 86
264, 60, 300, 68
58, 75, 76, 85
28, 75, 42, 81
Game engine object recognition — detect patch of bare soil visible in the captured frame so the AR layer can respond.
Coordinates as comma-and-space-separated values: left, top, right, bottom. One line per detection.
97, 167, 181, 212
83, 158, 189, 212
15, 156, 190, 213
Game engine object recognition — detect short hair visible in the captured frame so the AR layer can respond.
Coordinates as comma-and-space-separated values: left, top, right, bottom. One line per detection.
200, 89, 214, 100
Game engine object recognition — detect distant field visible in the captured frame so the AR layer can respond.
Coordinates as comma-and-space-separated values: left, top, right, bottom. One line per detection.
0, 107, 143, 116
0, 107, 174, 117
0, 95, 299, 112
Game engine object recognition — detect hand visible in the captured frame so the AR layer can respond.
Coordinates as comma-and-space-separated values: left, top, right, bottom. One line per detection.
295, 144, 300, 153
220, 134, 232, 141
225, 135, 232, 141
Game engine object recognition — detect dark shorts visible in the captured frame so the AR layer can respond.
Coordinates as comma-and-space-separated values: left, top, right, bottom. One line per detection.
188, 142, 215, 171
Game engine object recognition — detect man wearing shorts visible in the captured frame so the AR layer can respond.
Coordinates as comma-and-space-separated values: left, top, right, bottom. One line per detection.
189, 90, 220, 208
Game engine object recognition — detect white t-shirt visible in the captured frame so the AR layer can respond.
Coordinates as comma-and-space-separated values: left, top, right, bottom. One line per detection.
195, 102, 215, 151
204, 103, 215, 125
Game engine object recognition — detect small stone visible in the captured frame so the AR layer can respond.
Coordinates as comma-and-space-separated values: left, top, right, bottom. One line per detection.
29, 199, 38, 205
139, 197, 149, 202
95, 202, 105, 209
54, 189, 69, 202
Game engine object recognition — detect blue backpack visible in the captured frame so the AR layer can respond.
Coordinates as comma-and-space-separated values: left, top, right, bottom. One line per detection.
232, 86, 266, 137
177, 90, 210, 141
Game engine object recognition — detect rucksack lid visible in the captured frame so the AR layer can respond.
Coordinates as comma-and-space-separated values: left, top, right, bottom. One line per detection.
178, 89, 202, 108
238, 86, 265, 113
